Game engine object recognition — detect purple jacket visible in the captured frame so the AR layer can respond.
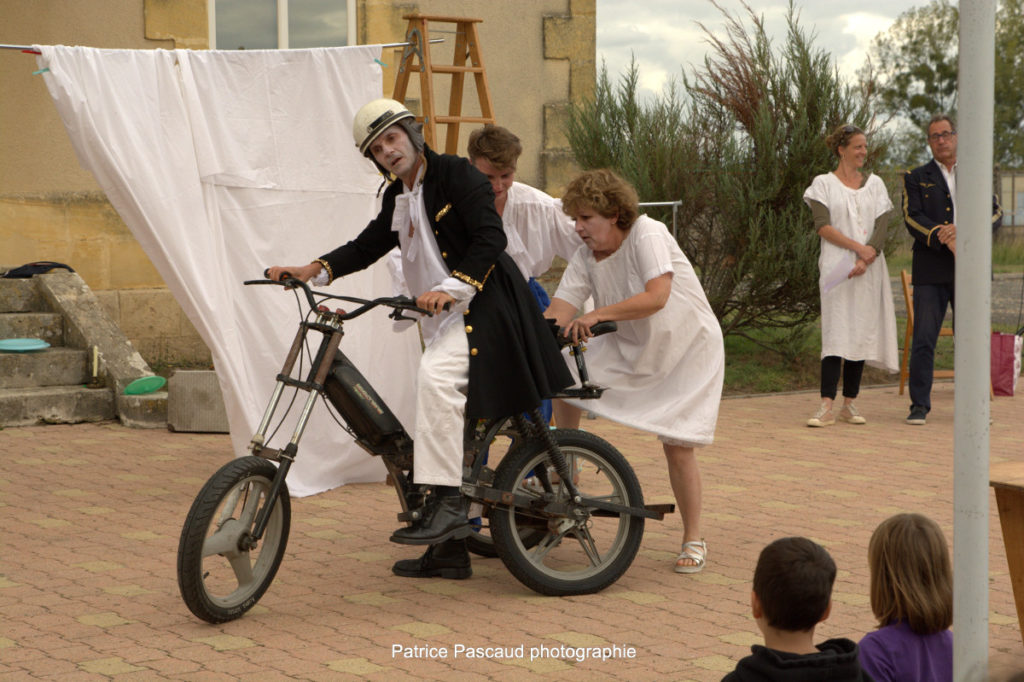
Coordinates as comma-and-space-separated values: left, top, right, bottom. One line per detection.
859, 621, 952, 682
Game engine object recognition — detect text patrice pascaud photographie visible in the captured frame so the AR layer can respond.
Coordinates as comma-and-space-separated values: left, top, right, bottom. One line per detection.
391, 643, 639, 663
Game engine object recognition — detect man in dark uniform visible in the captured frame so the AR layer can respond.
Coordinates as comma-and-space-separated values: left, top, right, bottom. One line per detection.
268, 98, 571, 577
902, 114, 1002, 425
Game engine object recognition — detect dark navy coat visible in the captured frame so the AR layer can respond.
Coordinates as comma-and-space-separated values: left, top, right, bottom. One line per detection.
319, 145, 572, 418
902, 159, 1002, 286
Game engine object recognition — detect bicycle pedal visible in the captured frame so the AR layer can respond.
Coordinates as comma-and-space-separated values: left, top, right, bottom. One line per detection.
397, 507, 426, 523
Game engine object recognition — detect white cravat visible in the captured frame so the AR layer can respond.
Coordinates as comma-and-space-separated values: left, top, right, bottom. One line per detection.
391, 164, 475, 344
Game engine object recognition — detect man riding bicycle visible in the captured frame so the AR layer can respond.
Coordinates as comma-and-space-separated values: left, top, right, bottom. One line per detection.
267, 98, 571, 578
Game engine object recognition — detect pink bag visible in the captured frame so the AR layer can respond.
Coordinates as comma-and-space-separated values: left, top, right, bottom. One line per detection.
991, 332, 1023, 396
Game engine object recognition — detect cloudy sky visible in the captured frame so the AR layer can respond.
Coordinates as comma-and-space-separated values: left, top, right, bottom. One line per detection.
597, 0, 924, 97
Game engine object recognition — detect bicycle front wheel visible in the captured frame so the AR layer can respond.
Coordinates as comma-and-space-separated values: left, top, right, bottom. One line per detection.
490, 429, 644, 596
176, 456, 290, 623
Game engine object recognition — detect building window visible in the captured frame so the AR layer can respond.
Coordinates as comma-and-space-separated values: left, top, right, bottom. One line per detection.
211, 0, 354, 50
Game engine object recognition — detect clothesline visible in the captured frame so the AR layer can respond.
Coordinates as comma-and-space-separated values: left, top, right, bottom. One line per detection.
0, 39, 440, 55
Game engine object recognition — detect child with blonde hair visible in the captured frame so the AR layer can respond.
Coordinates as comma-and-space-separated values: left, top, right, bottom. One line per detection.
859, 513, 953, 681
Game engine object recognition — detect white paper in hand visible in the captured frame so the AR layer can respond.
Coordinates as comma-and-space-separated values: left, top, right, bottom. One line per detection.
822, 252, 856, 294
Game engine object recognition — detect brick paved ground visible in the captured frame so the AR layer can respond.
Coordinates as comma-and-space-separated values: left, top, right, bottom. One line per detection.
2, 382, 1022, 680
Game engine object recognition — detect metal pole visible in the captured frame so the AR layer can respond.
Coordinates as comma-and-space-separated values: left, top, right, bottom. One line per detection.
0, 40, 440, 53
638, 200, 683, 240
954, 2, 995, 680
277, 0, 289, 50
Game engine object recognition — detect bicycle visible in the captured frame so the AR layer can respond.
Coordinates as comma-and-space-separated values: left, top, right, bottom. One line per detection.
176, 276, 671, 623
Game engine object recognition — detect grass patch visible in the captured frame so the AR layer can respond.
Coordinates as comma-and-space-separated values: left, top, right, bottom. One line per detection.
722, 316, 958, 396
887, 240, 1024, 277
723, 326, 819, 395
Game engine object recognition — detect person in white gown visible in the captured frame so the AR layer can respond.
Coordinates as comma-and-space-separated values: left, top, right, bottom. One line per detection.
545, 169, 725, 574
802, 124, 897, 428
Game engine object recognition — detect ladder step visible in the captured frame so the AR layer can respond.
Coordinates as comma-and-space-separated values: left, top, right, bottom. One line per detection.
404, 14, 483, 24
430, 65, 485, 74
435, 116, 493, 124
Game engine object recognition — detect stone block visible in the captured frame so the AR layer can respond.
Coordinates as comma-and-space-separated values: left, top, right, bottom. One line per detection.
0, 277, 45, 313
168, 370, 229, 433
106, 240, 161, 289
118, 289, 179, 338
68, 238, 111, 289
93, 290, 120, 324
540, 149, 581, 197
117, 391, 168, 429
543, 101, 571, 151
0, 347, 88, 389
162, 335, 213, 365
0, 312, 64, 345
0, 385, 115, 427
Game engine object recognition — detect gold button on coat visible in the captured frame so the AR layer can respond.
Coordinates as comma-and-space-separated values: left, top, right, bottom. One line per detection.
463, 309, 470, 316
442, 251, 448, 258
470, 348, 479, 356
465, 325, 473, 333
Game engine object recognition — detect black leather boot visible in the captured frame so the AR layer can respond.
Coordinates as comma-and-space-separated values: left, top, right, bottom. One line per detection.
390, 494, 470, 545
392, 538, 472, 579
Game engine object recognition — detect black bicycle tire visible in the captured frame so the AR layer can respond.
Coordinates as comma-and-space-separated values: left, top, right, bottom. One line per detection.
177, 456, 290, 623
490, 429, 644, 596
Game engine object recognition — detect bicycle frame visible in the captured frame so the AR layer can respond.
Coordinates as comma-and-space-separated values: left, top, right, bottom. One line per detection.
240, 278, 668, 545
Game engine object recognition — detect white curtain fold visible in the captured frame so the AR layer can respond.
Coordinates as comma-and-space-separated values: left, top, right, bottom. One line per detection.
36, 44, 420, 496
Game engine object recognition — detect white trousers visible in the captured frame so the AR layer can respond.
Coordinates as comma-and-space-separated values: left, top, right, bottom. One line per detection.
413, 321, 469, 487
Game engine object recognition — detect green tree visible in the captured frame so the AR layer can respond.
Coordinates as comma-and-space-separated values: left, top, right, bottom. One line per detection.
566, 1, 888, 355
863, 0, 1024, 167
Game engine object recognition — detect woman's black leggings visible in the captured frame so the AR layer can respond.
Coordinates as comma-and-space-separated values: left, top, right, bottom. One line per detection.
820, 356, 865, 400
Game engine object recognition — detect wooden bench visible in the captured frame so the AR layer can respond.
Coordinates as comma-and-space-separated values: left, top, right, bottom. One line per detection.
990, 460, 1024, 645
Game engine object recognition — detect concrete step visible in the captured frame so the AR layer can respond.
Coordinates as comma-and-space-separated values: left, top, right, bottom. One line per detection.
118, 391, 170, 429
0, 347, 90, 389
0, 312, 64, 345
0, 278, 46, 313
0, 385, 116, 427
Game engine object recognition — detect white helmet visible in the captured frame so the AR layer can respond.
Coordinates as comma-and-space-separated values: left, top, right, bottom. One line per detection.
353, 98, 415, 155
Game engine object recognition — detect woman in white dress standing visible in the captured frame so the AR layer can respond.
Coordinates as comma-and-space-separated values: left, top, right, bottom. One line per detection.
545, 169, 725, 574
803, 124, 898, 427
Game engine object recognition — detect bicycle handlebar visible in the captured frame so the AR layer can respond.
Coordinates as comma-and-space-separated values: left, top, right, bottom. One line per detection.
554, 320, 617, 348
247, 274, 434, 321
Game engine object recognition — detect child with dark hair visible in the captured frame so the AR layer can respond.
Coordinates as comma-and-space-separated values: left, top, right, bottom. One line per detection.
858, 513, 952, 681
722, 537, 871, 681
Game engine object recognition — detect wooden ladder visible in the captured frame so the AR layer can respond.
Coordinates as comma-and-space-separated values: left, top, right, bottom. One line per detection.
391, 14, 495, 154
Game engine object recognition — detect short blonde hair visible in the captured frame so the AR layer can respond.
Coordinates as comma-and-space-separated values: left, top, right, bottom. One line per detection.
467, 125, 521, 170
868, 513, 952, 634
560, 169, 639, 230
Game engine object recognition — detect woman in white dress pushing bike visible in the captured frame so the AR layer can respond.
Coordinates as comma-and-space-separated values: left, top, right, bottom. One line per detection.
545, 169, 725, 574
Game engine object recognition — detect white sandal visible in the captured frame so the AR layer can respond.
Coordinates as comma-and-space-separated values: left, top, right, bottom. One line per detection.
674, 540, 707, 574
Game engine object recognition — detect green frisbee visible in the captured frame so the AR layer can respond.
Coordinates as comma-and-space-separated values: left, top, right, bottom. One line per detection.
124, 375, 166, 395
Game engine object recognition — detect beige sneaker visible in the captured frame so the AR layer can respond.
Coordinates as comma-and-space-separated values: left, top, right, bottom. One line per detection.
839, 403, 867, 424
807, 402, 835, 427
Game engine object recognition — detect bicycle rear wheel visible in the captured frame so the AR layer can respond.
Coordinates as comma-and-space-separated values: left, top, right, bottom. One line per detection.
177, 456, 290, 623
490, 429, 644, 596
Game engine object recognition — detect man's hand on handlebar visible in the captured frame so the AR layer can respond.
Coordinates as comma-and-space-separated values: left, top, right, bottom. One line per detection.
266, 263, 322, 283
417, 290, 454, 316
